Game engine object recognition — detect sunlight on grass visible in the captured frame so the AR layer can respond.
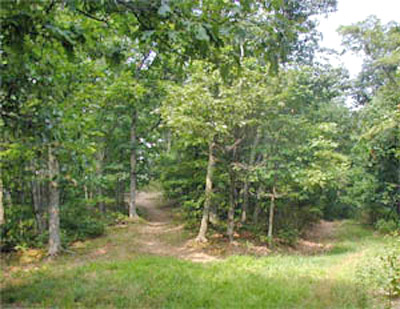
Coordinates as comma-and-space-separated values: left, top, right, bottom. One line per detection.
1, 221, 388, 309
3, 255, 371, 308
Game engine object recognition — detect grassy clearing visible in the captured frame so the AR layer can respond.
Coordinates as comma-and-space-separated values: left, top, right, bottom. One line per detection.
1, 221, 391, 308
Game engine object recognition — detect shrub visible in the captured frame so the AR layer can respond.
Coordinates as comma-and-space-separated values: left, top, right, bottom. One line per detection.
357, 233, 400, 303
375, 219, 400, 234
0, 205, 40, 251
276, 227, 299, 246
60, 206, 105, 243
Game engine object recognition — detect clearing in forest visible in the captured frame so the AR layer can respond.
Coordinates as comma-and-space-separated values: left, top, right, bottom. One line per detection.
0, 193, 393, 308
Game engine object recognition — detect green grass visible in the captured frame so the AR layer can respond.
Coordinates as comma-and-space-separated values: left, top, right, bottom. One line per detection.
1, 221, 390, 309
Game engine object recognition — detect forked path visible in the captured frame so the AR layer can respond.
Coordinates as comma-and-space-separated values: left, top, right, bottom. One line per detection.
133, 192, 219, 263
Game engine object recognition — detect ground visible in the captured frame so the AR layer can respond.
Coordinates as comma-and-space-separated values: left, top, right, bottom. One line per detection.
0, 192, 396, 308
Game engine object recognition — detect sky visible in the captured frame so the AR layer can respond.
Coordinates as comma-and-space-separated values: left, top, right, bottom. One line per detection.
316, 0, 400, 77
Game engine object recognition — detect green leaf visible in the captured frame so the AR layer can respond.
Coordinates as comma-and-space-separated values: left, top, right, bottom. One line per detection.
195, 25, 210, 42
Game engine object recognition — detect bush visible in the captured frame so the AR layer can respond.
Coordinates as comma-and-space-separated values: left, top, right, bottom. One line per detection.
276, 227, 299, 246
0, 205, 41, 251
60, 206, 105, 243
375, 219, 400, 234
1, 202, 108, 252
357, 233, 400, 302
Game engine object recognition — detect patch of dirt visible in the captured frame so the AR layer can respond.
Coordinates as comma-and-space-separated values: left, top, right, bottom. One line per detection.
295, 220, 340, 254
304, 220, 339, 242
131, 192, 220, 263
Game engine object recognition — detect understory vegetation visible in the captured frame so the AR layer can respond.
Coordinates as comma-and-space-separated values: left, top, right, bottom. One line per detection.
0, 0, 399, 308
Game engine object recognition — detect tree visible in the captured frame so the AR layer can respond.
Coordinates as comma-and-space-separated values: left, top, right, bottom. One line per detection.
340, 17, 400, 223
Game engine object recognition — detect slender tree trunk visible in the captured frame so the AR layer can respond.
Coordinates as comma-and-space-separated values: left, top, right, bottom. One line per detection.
241, 129, 260, 223
96, 149, 105, 213
84, 184, 88, 200
209, 204, 219, 225
129, 109, 138, 219
267, 186, 276, 247
48, 146, 61, 256
167, 129, 172, 154
253, 185, 263, 224
115, 180, 121, 208
227, 169, 236, 242
0, 167, 4, 225
196, 140, 216, 242
31, 161, 46, 233
32, 178, 45, 233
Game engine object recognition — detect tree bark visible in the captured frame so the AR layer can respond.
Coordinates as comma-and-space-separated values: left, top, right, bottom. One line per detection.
84, 184, 88, 200
32, 178, 45, 233
227, 168, 236, 242
0, 167, 4, 225
129, 109, 138, 219
96, 149, 105, 213
48, 146, 61, 256
267, 186, 276, 247
31, 161, 47, 233
241, 128, 260, 223
253, 185, 263, 224
209, 204, 219, 225
196, 140, 216, 242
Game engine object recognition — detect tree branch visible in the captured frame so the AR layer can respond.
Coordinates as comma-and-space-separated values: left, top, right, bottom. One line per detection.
76, 9, 109, 26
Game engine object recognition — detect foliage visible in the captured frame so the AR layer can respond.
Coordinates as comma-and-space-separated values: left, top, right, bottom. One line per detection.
1, 205, 41, 251
341, 18, 400, 225
60, 205, 106, 243
358, 233, 400, 303
375, 219, 400, 235
0, 0, 396, 258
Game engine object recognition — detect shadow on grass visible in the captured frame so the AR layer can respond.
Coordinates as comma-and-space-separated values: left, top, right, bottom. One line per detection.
2, 255, 372, 309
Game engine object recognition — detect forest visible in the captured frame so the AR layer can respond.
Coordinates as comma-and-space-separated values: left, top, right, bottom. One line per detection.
1, 0, 399, 308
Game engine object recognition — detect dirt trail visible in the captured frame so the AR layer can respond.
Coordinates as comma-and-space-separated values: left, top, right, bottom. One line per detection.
132, 192, 219, 263
304, 220, 339, 243
295, 220, 340, 254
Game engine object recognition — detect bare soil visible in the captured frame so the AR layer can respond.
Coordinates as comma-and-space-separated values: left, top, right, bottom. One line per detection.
132, 192, 220, 262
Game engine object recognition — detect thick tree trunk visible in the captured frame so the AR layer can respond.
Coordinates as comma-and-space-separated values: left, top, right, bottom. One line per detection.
196, 140, 216, 242
227, 169, 236, 242
0, 168, 4, 225
129, 109, 138, 219
241, 129, 260, 223
267, 186, 276, 247
48, 146, 61, 257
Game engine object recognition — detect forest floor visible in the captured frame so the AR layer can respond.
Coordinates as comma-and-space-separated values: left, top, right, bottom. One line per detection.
1, 192, 396, 308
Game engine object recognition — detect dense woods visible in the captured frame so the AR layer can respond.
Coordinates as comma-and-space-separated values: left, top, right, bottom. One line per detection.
1, 1, 399, 308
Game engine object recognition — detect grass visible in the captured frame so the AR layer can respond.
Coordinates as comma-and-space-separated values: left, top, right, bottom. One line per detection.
0, 220, 392, 308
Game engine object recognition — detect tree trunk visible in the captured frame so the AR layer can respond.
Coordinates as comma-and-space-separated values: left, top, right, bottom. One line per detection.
129, 109, 138, 219
209, 205, 219, 225
48, 146, 61, 257
253, 185, 263, 224
267, 186, 276, 247
31, 161, 46, 233
32, 178, 45, 233
241, 129, 260, 223
196, 140, 216, 242
84, 184, 88, 200
96, 149, 105, 213
227, 168, 236, 242
0, 167, 4, 225
167, 129, 172, 154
